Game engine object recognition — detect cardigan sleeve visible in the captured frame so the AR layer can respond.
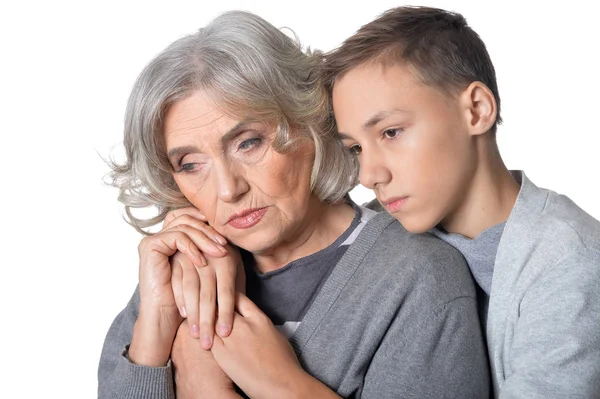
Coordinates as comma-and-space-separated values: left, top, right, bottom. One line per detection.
97, 286, 176, 399
498, 249, 600, 399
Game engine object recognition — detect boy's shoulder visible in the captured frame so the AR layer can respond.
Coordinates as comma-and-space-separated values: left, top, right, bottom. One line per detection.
508, 171, 600, 256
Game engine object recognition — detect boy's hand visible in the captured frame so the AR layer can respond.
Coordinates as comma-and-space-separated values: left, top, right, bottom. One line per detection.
211, 294, 308, 399
172, 320, 239, 399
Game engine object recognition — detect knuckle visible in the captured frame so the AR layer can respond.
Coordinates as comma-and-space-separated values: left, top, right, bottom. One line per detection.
182, 279, 198, 292
217, 285, 235, 300
200, 288, 215, 302
200, 320, 212, 330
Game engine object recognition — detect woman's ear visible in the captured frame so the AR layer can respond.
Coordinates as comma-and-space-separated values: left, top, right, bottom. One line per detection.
459, 81, 497, 136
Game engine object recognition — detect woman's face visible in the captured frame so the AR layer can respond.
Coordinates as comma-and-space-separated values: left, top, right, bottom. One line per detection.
163, 90, 316, 254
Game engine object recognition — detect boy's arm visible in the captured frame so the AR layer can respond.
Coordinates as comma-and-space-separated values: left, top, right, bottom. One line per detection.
361, 296, 491, 398
98, 286, 176, 399
501, 249, 600, 398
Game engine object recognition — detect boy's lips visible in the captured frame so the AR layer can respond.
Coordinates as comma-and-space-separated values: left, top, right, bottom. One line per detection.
380, 197, 408, 213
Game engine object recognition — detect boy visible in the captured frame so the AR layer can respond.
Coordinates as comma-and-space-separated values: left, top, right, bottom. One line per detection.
324, 6, 600, 398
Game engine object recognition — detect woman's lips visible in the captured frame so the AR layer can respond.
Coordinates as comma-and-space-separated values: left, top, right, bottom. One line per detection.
226, 207, 268, 229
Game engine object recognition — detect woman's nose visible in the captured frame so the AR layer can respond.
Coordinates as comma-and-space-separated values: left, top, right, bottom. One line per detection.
213, 159, 249, 203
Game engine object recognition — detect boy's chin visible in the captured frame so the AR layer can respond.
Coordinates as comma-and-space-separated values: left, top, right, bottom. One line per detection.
393, 214, 436, 234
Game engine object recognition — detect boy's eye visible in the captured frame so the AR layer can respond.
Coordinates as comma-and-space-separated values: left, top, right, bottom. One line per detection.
383, 128, 402, 139
349, 144, 362, 155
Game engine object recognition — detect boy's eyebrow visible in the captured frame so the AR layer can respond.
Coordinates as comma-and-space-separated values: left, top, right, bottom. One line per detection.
337, 109, 410, 139
363, 109, 408, 130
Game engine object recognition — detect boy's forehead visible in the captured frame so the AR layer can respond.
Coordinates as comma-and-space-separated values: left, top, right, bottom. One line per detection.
332, 62, 457, 136
333, 63, 424, 104
332, 63, 421, 109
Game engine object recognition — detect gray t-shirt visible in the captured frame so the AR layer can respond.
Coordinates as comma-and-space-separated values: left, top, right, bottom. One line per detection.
430, 222, 505, 329
244, 205, 374, 338
430, 222, 506, 296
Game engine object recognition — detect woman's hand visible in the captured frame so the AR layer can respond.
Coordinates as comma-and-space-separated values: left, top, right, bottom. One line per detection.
166, 207, 245, 349
211, 294, 318, 399
171, 243, 245, 349
172, 320, 240, 399
128, 207, 228, 367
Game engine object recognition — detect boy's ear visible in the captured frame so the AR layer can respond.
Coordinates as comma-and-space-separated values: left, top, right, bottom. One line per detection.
459, 81, 497, 136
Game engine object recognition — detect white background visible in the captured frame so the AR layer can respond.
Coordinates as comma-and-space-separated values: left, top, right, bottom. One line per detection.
1, 0, 598, 397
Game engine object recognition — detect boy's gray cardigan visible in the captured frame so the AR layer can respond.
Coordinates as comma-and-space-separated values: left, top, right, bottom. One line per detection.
488, 171, 600, 398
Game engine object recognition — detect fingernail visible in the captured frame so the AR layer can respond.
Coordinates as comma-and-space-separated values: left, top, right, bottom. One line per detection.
199, 257, 207, 266
201, 334, 212, 349
191, 324, 199, 337
179, 306, 187, 318
215, 235, 227, 245
216, 245, 227, 254
217, 324, 230, 336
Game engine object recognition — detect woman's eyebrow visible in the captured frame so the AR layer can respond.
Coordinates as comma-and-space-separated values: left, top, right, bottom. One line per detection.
220, 121, 251, 145
167, 121, 255, 163
167, 145, 198, 164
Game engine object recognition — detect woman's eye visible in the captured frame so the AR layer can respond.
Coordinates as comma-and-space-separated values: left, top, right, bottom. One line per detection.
383, 128, 402, 139
348, 144, 362, 155
175, 155, 205, 173
176, 162, 202, 174
238, 137, 262, 151
179, 163, 197, 172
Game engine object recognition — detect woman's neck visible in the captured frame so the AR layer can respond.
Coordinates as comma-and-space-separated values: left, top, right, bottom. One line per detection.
252, 198, 355, 274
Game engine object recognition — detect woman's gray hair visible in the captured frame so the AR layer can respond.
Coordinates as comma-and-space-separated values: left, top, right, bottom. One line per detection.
108, 10, 358, 234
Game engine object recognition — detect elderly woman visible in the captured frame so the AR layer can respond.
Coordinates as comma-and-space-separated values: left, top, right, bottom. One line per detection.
98, 10, 489, 399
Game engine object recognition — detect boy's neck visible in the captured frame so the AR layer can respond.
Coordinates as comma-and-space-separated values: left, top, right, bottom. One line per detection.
441, 136, 520, 239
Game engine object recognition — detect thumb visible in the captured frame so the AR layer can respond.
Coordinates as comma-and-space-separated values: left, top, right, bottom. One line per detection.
235, 293, 260, 317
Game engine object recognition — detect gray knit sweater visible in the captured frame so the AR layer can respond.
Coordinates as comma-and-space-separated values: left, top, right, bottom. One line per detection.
98, 212, 490, 398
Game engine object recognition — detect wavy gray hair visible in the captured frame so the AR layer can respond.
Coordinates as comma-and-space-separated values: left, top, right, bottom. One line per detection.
108, 10, 358, 234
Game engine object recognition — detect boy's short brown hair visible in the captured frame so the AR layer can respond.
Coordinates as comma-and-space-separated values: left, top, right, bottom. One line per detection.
323, 6, 502, 131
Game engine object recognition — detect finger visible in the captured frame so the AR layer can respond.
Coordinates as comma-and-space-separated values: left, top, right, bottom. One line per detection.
235, 260, 247, 295
214, 260, 237, 337
173, 207, 209, 222
146, 230, 206, 267
235, 293, 261, 318
211, 331, 226, 359
163, 214, 226, 246
164, 224, 228, 259
162, 210, 177, 228
170, 254, 187, 318
211, 313, 243, 355
164, 206, 208, 224
198, 266, 217, 349
181, 257, 201, 338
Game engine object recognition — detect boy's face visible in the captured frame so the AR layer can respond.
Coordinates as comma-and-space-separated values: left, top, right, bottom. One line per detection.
332, 63, 477, 233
